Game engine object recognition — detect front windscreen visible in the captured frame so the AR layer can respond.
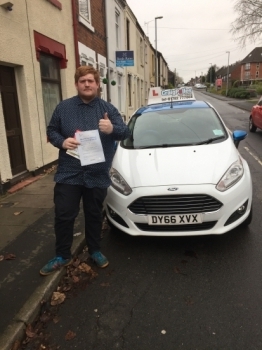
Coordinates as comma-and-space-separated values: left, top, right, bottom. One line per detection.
122, 107, 227, 149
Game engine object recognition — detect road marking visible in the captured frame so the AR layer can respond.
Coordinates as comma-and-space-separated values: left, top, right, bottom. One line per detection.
244, 147, 262, 166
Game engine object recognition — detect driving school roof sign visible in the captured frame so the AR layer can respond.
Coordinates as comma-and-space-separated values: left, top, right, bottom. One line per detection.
116, 51, 134, 67
148, 87, 195, 105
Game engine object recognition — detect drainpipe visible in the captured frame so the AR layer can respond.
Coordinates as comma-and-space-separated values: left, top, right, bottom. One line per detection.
104, 0, 111, 102
71, 0, 80, 69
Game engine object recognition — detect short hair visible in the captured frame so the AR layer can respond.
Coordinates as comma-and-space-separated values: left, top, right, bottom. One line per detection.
74, 66, 100, 84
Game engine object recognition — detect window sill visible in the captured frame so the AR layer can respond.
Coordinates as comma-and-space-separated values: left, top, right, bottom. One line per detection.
47, 0, 62, 10
79, 16, 94, 32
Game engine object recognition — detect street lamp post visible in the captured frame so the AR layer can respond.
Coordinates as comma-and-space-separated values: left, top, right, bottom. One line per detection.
155, 16, 163, 87
209, 63, 212, 90
226, 51, 230, 96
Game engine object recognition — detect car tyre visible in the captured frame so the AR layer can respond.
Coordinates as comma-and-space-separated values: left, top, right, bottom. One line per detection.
249, 117, 257, 132
241, 206, 252, 227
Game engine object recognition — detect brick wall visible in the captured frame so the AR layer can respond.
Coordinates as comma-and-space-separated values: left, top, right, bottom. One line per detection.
76, 0, 107, 58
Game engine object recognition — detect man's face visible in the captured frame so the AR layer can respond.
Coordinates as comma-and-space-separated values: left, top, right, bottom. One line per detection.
75, 73, 99, 102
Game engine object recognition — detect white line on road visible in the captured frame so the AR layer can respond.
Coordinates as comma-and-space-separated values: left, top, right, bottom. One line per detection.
244, 147, 262, 166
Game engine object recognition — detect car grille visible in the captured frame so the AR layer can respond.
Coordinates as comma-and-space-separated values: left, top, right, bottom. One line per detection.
135, 221, 217, 232
128, 194, 223, 215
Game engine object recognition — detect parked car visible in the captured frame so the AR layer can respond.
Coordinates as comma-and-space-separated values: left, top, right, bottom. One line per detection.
249, 97, 262, 132
105, 87, 252, 237
195, 83, 207, 89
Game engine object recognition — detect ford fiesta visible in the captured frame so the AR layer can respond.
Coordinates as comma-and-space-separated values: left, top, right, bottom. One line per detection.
105, 87, 253, 236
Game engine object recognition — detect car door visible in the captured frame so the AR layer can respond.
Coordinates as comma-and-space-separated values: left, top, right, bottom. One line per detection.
255, 98, 262, 129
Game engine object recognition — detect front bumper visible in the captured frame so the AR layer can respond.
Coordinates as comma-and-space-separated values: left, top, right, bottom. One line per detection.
105, 172, 252, 237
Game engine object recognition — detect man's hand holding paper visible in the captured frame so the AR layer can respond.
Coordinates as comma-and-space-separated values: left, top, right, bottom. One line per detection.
75, 130, 105, 166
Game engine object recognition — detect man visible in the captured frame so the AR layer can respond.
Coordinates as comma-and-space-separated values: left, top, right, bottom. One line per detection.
40, 66, 130, 275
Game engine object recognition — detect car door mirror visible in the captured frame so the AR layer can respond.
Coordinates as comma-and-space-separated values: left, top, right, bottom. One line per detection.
232, 130, 247, 148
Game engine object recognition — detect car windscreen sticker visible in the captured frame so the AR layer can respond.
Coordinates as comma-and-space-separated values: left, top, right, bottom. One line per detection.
213, 129, 224, 136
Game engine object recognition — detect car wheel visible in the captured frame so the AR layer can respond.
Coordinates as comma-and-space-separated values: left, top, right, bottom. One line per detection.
249, 117, 257, 132
241, 206, 252, 227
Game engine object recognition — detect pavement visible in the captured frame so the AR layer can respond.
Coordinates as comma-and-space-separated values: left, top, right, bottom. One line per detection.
0, 169, 86, 350
0, 93, 255, 350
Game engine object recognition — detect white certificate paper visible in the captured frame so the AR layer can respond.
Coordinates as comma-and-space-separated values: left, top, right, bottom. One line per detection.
75, 130, 105, 166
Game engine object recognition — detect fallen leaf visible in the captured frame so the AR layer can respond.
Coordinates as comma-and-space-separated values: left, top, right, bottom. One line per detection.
11, 340, 21, 350
62, 285, 71, 292
161, 330, 166, 334
51, 292, 66, 306
13, 211, 23, 216
0, 255, 4, 261
39, 313, 51, 323
78, 263, 92, 273
53, 316, 60, 324
25, 324, 35, 338
100, 282, 110, 287
65, 330, 76, 341
72, 275, 80, 283
72, 259, 80, 267
5, 253, 16, 260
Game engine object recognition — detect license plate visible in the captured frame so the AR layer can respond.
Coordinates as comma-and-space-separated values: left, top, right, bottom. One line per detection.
148, 214, 203, 225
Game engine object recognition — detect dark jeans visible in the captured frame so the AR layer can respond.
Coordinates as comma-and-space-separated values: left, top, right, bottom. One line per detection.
54, 183, 107, 259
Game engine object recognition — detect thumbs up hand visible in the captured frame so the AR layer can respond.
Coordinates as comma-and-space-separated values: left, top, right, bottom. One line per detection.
99, 112, 113, 134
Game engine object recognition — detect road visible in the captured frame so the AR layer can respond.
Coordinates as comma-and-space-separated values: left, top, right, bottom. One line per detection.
27, 94, 262, 350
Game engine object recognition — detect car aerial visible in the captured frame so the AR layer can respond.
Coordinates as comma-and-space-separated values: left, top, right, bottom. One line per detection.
249, 96, 262, 132
105, 87, 252, 237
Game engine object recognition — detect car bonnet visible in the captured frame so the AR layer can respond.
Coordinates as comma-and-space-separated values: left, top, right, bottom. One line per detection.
112, 139, 240, 188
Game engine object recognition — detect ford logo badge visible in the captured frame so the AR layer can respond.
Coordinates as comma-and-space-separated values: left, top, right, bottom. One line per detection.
168, 187, 178, 191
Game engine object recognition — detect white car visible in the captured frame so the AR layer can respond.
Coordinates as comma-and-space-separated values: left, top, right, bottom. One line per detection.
105, 87, 252, 236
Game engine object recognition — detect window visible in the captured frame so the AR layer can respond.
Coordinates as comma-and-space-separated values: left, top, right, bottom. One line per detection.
40, 54, 62, 127
79, 0, 90, 22
245, 71, 250, 79
78, 0, 94, 32
115, 9, 120, 48
140, 38, 143, 64
145, 44, 148, 63
256, 71, 259, 78
137, 79, 140, 107
257, 63, 260, 69
122, 108, 227, 149
126, 19, 130, 50
99, 64, 105, 78
118, 75, 122, 112
128, 74, 132, 107
141, 80, 144, 106
245, 63, 250, 70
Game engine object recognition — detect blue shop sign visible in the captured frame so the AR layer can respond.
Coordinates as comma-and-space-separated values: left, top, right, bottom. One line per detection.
116, 51, 134, 67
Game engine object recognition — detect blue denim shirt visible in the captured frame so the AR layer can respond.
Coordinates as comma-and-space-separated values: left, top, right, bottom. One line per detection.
47, 95, 130, 188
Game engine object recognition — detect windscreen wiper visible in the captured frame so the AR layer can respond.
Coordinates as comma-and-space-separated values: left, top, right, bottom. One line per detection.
137, 143, 193, 149
194, 136, 225, 145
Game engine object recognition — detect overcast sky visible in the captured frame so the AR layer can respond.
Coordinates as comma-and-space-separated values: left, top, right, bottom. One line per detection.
126, 0, 260, 83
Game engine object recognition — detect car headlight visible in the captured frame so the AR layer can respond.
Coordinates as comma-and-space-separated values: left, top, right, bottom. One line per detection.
216, 157, 244, 192
109, 168, 132, 196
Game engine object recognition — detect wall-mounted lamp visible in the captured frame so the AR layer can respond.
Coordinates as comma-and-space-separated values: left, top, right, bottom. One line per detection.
0, 1, 14, 11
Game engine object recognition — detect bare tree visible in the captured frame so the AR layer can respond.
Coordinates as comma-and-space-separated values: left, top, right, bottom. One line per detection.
230, 0, 262, 47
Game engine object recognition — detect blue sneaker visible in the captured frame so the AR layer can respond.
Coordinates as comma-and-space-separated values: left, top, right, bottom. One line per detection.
40, 256, 72, 276
91, 251, 109, 268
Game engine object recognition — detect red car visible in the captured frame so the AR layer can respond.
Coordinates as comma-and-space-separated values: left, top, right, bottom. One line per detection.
250, 97, 262, 132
